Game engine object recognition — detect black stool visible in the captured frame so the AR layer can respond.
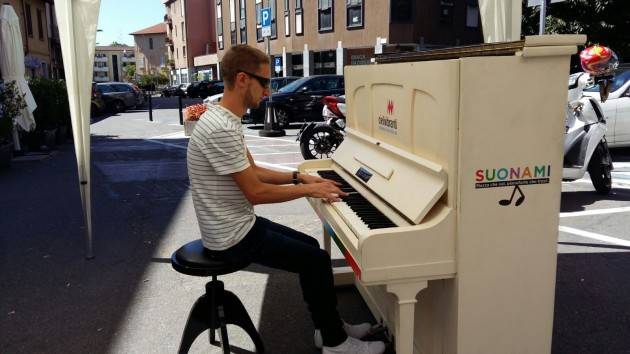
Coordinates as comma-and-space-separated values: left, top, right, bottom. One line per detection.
171, 240, 265, 354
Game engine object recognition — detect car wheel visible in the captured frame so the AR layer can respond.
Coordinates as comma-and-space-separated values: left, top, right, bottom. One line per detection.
274, 108, 290, 128
113, 100, 125, 113
588, 142, 612, 194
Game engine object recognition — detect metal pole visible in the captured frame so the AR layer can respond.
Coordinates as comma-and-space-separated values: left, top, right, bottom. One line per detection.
178, 94, 183, 125
148, 93, 153, 122
539, 0, 547, 35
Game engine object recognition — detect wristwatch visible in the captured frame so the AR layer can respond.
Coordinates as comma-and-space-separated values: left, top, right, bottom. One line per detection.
292, 171, 300, 184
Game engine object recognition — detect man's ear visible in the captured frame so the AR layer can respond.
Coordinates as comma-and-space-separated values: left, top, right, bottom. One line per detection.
235, 72, 248, 89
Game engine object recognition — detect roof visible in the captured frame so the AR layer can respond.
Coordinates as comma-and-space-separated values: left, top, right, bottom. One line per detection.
130, 23, 167, 35
96, 45, 134, 51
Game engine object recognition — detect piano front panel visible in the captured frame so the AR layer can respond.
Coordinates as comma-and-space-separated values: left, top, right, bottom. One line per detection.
345, 60, 461, 209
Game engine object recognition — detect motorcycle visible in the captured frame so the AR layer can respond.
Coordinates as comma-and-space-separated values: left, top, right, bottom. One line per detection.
297, 95, 346, 160
563, 72, 613, 194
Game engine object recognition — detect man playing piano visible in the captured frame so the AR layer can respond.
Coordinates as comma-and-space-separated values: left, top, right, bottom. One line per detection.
187, 44, 385, 354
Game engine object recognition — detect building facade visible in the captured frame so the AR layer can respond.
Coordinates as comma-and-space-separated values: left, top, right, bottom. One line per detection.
211, 0, 483, 78
163, 0, 217, 85
2, 0, 62, 79
93, 46, 135, 82
130, 23, 168, 76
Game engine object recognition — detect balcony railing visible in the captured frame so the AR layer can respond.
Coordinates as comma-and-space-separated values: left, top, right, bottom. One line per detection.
93, 66, 108, 72
93, 76, 109, 82
94, 56, 108, 62
122, 56, 135, 62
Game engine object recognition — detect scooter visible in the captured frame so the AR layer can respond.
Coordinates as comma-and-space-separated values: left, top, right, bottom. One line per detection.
563, 72, 613, 194
297, 95, 346, 160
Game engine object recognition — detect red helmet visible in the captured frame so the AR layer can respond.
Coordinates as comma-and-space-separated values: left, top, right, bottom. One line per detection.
580, 45, 619, 77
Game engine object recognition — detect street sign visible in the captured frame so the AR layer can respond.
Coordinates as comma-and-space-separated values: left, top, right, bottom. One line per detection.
274, 57, 282, 73
527, 0, 565, 6
261, 8, 271, 37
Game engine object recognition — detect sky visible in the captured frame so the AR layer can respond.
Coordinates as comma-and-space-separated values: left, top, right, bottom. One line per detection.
96, 0, 166, 46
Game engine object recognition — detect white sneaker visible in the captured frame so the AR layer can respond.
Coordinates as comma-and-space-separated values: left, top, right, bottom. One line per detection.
314, 322, 373, 349
322, 336, 386, 354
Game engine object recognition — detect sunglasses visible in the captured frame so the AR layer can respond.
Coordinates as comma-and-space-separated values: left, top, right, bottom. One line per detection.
239, 70, 270, 88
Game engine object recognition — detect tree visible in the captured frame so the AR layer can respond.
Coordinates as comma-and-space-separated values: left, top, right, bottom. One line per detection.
123, 64, 136, 82
522, 0, 630, 65
109, 41, 128, 47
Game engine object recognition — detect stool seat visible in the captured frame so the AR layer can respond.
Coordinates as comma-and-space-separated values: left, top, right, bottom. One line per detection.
171, 239, 250, 277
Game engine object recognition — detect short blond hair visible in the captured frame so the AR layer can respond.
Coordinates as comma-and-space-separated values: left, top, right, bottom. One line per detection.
220, 45, 270, 89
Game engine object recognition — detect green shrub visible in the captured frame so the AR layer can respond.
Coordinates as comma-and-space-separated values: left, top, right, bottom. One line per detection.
28, 77, 70, 131
0, 81, 27, 144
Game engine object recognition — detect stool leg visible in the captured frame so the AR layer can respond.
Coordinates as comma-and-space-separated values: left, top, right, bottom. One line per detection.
223, 290, 265, 353
217, 305, 230, 354
209, 328, 217, 345
178, 295, 212, 354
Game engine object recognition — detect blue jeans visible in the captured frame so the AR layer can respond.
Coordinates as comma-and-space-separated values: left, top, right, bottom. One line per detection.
208, 216, 346, 347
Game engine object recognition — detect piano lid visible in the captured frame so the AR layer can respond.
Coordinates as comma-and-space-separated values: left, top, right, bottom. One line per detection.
332, 128, 447, 225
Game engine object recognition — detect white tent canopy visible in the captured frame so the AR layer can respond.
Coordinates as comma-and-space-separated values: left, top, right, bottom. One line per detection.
0, 5, 37, 132
478, 0, 522, 43
54, 0, 100, 258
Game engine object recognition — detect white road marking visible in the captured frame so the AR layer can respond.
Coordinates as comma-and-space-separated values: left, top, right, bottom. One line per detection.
559, 226, 630, 247
250, 151, 301, 156
143, 138, 298, 171
244, 133, 296, 142
563, 179, 630, 189
560, 206, 630, 218
247, 143, 297, 148
613, 162, 630, 169
150, 131, 186, 139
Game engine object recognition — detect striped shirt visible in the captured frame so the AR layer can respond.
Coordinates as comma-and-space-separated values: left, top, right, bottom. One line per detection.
187, 104, 256, 250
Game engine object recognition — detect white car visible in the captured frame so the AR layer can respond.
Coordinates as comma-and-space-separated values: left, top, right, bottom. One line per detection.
583, 66, 630, 148
203, 93, 251, 120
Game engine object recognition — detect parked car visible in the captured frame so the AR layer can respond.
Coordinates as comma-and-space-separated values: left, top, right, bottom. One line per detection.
583, 65, 630, 147
248, 75, 345, 127
91, 82, 106, 116
270, 76, 300, 93
187, 80, 224, 98
96, 82, 144, 112
161, 84, 184, 97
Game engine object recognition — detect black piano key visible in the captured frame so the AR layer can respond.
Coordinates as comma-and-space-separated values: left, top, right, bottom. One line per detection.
317, 169, 395, 229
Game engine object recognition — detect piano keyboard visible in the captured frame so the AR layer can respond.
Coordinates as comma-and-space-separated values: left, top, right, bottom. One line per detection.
317, 170, 397, 230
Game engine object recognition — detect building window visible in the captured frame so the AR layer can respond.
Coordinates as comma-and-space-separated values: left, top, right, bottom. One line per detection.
346, 0, 363, 28
318, 0, 333, 32
149, 37, 154, 50
255, 0, 263, 42
180, 0, 185, 16
217, 0, 224, 49
25, 4, 33, 37
229, 0, 237, 45
284, 0, 290, 36
174, 24, 177, 37
295, 0, 303, 35
270, 0, 277, 39
176, 47, 179, 59
439, 1, 454, 25
181, 22, 185, 40
466, 4, 479, 28
183, 45, 186, 57
239, 0, 247, 43
36, 8, 43, 40
390, 0, 412, 24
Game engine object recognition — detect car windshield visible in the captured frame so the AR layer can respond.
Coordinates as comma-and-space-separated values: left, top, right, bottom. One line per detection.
584, 69, 630, 93
278, 76, 310, 93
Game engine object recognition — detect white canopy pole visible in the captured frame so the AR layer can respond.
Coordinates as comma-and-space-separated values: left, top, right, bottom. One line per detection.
478, 0, 522, 43
54, 0, 100, 258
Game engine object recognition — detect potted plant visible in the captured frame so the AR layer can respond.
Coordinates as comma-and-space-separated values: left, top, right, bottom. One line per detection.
183, 103, 206, 136
0, 81, 27, 168
28, 78, 67, 150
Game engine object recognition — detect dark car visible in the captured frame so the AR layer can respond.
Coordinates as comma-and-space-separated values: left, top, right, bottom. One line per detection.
161, 84, 186, 97
187, 80, 224, 98
96, 82, 145, 112
249, 75, 344, 127
270, 76, 300, 93
91, 83, 106, 116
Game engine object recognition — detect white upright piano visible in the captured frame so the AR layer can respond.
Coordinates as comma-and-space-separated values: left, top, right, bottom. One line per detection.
299, 35, 585, 354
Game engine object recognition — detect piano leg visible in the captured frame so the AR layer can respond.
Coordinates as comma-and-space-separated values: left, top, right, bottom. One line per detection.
323, 224, 332, 256
386, 281, 428, 354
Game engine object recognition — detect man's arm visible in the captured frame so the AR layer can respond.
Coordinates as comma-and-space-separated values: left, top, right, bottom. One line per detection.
246, 150, 294, 184
231, 165, 346, 205
246, 150, 339, 185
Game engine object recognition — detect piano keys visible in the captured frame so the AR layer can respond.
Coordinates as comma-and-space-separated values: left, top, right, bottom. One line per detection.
299, 35, 586, 354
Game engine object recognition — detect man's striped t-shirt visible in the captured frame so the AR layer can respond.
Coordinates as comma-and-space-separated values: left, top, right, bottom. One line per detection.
187, 104, 256, 250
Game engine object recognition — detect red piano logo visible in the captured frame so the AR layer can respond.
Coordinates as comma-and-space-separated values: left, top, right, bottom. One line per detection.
387, 100, 394, 115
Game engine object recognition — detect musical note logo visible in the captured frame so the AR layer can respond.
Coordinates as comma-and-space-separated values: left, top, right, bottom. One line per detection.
499, 185, 525, 207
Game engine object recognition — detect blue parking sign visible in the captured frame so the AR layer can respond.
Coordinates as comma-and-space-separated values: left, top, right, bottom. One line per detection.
261, 8, 271, 37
